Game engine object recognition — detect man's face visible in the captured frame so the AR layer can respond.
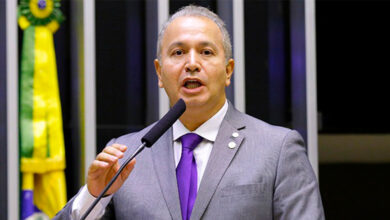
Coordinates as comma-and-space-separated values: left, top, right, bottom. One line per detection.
155, 16, 234, 114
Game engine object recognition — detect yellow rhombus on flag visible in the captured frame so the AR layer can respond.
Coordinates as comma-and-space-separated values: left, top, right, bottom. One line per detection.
18, 0, 67, 219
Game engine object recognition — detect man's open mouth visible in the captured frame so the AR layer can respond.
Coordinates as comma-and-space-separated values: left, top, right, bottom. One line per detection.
184, 80, 202, 89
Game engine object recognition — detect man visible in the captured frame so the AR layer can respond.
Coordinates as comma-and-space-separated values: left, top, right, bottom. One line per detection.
55, 5, 324, 220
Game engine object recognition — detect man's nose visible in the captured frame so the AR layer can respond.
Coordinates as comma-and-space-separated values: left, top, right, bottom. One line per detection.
185, 50, 200, 73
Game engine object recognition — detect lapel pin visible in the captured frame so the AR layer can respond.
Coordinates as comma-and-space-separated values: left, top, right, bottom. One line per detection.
228, 141, 236, 149
232, 132, 239, 138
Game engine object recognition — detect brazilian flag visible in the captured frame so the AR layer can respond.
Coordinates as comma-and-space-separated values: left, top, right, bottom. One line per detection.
18, 0, 67, 219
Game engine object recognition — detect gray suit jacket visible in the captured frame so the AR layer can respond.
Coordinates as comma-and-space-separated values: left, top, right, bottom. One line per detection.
55, 103, 324, 220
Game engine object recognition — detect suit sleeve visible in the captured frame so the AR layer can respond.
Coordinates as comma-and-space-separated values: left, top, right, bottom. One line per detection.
52, 138, 118, 220
273, 130, 325, 220
52, 190, 79, 220
53, 186, 113, 219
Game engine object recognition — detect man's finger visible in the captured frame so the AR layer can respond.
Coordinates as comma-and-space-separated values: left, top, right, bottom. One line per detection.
96, 152, 119, 164
88, 160, 109, 174
103, 146, 124, 158
111, 144, 127, 152
113, 162, 120, 173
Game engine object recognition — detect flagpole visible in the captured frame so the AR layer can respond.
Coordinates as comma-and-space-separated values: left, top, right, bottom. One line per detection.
6, 0, 19, 219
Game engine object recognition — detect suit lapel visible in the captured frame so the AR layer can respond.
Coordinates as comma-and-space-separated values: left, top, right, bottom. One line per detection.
151, 128, 182, 220
191, 104, 246, 219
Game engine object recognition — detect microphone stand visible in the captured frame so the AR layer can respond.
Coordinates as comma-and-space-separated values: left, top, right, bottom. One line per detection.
80, 142, 146, 220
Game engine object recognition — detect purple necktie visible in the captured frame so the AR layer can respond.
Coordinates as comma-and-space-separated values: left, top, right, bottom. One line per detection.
176, 133, 203, 220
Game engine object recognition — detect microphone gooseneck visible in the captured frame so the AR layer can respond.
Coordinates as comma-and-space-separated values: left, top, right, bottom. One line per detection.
80, 99, 186, 220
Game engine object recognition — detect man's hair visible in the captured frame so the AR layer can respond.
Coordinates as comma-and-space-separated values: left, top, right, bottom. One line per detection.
156, 5, 232, 62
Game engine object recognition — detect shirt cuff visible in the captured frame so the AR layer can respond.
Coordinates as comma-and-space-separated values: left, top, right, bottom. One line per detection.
71, 185, 113, 220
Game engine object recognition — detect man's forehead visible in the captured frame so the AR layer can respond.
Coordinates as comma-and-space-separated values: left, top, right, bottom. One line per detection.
167, 41, 218, 50
161, 16, 223, 47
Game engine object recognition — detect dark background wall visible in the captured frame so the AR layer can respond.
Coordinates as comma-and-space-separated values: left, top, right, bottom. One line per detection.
316, 1, 390, 219
317, 0, 390, 134
95, 0, 147, 153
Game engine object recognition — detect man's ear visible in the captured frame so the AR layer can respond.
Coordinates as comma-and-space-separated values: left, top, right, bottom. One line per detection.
154, 59, 164, 88
225, 58, 234, 87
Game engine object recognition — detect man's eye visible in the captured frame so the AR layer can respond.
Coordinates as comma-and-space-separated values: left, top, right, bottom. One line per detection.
202, 50, 213, 56
173, 50, 183, 56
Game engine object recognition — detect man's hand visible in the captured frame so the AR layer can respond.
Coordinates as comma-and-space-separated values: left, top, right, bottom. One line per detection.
87, 144, 136, 197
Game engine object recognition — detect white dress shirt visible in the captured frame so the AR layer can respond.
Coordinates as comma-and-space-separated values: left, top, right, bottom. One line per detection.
72, 100, 228, 219
172, 100, 228, 190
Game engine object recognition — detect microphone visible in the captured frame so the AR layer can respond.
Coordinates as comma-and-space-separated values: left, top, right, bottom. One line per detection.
81, 99, 186, 220
142, 98, 186, 147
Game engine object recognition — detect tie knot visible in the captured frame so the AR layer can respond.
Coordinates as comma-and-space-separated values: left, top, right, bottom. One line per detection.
180, 133, 203, 151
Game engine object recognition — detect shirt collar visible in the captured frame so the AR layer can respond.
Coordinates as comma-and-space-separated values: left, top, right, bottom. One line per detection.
173, 100, 228, 142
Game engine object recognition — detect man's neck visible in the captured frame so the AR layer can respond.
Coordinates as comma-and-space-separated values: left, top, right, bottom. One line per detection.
179, 99, 227, 131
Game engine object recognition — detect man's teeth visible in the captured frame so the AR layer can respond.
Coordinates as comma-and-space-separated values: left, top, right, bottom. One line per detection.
185, 81, 201, 89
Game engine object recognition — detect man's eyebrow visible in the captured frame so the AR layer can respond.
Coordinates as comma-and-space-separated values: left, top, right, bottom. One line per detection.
167, 41, 218, 51
199, 41, 218, 49
167, 42, 185, 51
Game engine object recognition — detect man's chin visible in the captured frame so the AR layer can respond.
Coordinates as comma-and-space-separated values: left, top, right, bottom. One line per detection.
181, 97, 206, 108
168, 97, 203, 109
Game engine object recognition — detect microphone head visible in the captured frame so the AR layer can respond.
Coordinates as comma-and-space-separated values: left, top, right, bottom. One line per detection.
141, 99, 186, 147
